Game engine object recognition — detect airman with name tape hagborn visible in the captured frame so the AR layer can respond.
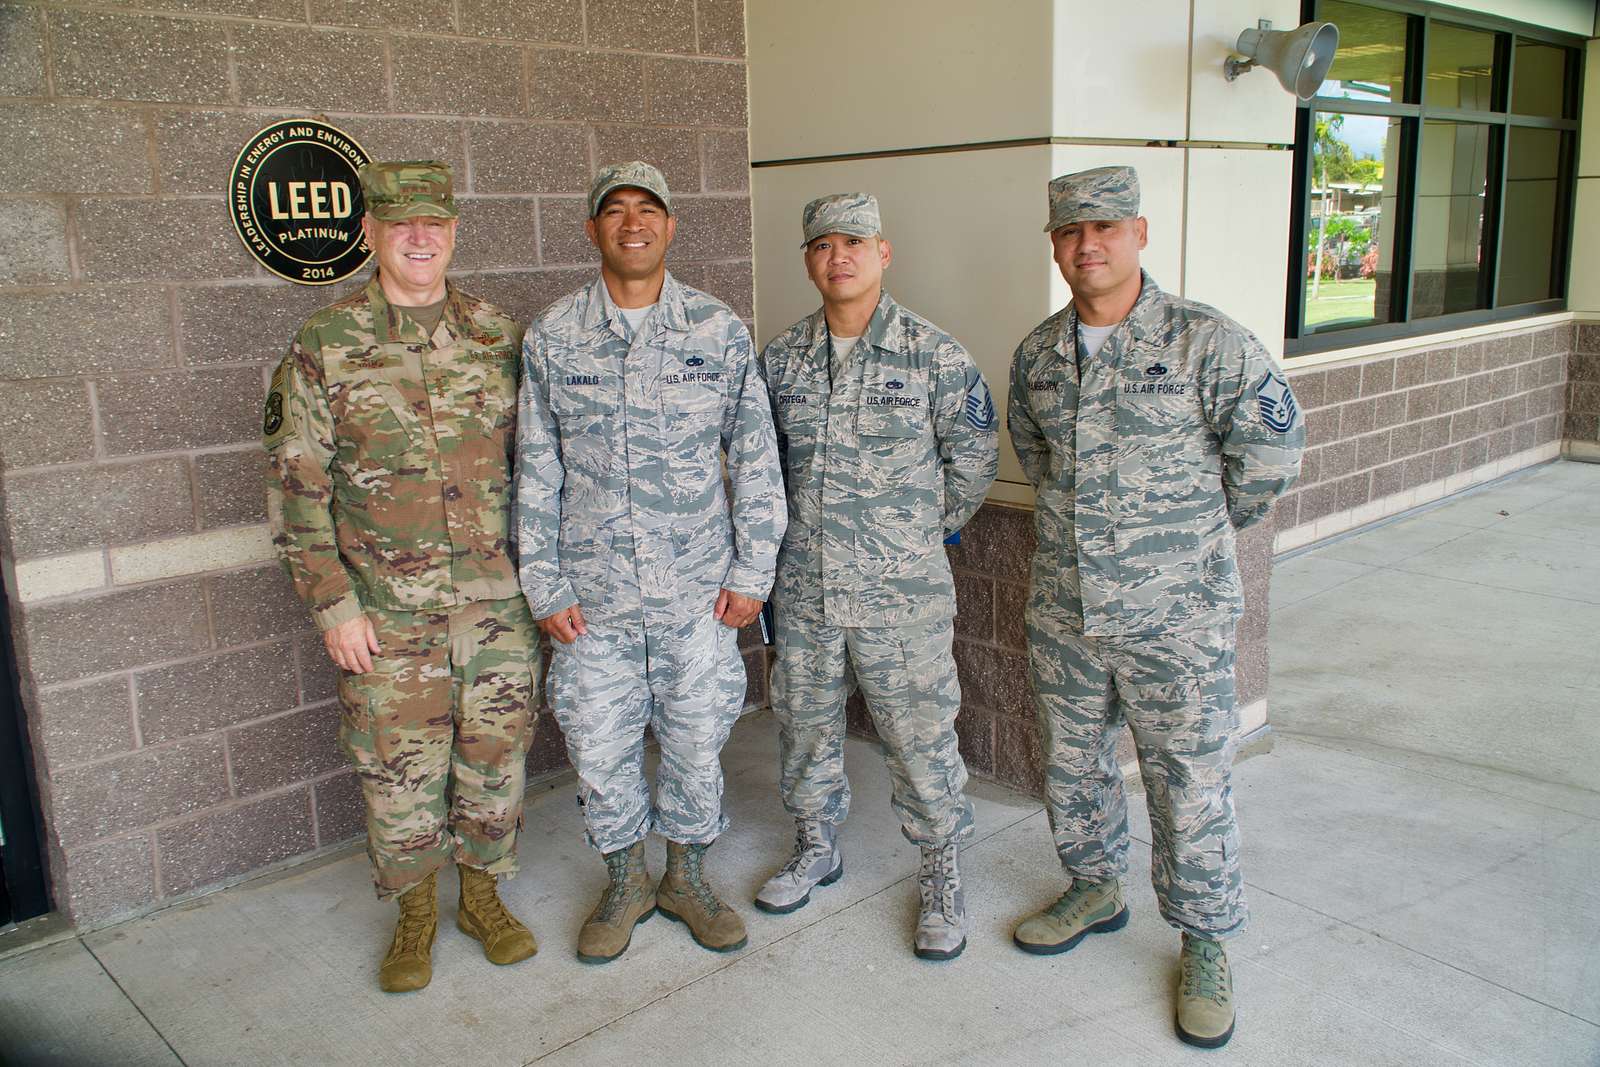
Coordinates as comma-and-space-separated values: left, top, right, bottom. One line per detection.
515, 162, 787, 963
1007, 166, 1304, 1047
265, 160, 540, 993
754, 193, 998, 960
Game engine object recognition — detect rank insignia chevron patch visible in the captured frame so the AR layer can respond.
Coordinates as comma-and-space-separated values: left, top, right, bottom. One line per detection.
1256, 368, 1298, 433
965, 381, 996, 430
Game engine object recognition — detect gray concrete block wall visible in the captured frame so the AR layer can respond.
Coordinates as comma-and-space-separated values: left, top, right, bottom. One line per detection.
1277, 324, 1572, 532
0, 0, 754, 927
1568, 326, 1600, 444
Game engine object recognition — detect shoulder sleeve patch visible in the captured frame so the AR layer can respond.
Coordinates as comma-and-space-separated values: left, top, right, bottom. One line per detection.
1255, 368, 1298, 433
263, 358, 293, 450
963, 372, 996, 431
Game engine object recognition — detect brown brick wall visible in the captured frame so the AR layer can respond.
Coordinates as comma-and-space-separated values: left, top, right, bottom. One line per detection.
1569, 325, 1600, 446
0, 0, 752, 927
1275, 323, 1571, 533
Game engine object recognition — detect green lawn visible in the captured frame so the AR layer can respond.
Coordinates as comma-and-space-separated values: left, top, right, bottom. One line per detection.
1304, 277, 1377, 328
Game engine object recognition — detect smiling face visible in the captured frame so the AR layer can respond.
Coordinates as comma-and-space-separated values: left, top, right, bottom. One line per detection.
362, 214, 457, 305
1050, 216, 1147, 304
802, 232, 892, 309
585, 187, 675, 292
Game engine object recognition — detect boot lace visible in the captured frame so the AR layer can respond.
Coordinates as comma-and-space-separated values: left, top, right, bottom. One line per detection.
678, 845, 727, 916
393, 884, 433, 953
918, 845, 958, 920
1044, 880, 1093, 921
594, 850, 636, 923
462, 870, 517, 934
775, 820, 827, 880
1181, 938, 1230, 1005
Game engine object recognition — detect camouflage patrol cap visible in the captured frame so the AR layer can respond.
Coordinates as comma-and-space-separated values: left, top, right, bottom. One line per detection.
589, 161, 673, 217
358, 160, 458, 221
1043, 165, 1140, 232
801, 192, 881, 247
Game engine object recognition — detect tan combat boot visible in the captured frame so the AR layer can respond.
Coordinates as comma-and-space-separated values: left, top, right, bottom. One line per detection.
456, 863, 537, 965
1176, 933, 1236, 1049
1012, 877, 1128, 955
577, 841, 656, 964
657, 840, 748, 953
378, 870, 437, 992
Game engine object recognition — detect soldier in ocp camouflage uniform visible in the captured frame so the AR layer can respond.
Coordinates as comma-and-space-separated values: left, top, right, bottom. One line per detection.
754, 194, 998, 961
265, 161, 540, 993
516, 162, 786, 962
1007, 166, 1304, 1048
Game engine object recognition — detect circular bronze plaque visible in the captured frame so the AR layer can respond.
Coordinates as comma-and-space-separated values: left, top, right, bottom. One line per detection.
229, 119, 372, 286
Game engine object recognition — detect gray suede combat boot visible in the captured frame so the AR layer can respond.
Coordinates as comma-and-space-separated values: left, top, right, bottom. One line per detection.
913, 842, 969, 961
754, 818, 843, 914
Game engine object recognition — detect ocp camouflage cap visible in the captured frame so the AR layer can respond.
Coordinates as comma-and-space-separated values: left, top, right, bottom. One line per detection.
359, 160, 458, 221
1043, 165, 1140, 232
589, 161, 673, 217
801, 192, 881, 247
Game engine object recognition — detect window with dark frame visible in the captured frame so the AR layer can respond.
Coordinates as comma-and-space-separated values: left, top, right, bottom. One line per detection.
1286, 0, 1582, 355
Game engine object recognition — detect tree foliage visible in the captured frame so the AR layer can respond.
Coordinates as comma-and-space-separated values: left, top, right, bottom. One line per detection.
1313, 114, 1384, 187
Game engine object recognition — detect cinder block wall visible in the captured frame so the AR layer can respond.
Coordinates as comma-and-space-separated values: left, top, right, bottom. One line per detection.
0, 0, 755, 928
1272, 322, 1573, 550
1569, 325, 1600, 448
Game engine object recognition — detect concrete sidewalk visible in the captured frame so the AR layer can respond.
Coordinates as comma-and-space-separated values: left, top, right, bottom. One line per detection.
2, 460, 1597, 1066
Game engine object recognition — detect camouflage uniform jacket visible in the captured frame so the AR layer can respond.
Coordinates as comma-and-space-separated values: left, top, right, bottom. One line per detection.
515, 272, 786, 623
265, 276, 523, 632
760, 291, 999, 627
1008, 272, 1304, 637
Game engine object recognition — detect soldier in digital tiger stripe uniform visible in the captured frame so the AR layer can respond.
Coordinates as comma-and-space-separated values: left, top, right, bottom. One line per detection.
1006, 165, 1304, 1049
754, 193, 998, 962
265, 160, 540, 994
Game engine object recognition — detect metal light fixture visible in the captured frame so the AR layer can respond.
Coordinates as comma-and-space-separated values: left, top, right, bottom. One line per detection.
1224, 19, 1340, 101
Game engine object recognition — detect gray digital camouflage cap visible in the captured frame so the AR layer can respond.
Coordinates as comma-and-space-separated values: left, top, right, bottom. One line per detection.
801, 192, 881, 247
1043, 165, 1140, 232
589, 160, 673, 217
359, 160, 459, 221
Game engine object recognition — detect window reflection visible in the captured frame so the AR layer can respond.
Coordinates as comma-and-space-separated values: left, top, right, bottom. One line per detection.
1317, 0, 1410, 102
1413, 120, 1490, 318
1305, 111, 1401, 333
1498, 127, 1566, 305
1512, 41, 1569, 117
1425, 23, 1497, 110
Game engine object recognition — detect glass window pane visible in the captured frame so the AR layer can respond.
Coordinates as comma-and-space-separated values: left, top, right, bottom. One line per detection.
1316, 0, 1410, 103
1426, 23, 1498, 110
1498, 127, 1567, 305
1413, 120, 1491, 319
1511, 41, 1571, 118
1304, 111, 1402, 334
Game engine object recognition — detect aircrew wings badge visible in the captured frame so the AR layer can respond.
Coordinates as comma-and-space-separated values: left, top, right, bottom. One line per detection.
1256, 368, 1297, 433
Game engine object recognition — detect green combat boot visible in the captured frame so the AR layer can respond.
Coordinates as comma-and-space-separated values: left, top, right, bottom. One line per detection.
1012, 877, 1128, 955
657, 840, 748, 953
456, 863, 537, 965
1176, 933, 1236, 1049
577, 841, 656, 964
378, 870, 437, 992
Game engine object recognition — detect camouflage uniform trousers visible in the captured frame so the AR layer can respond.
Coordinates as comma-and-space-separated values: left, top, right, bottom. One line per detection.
548, 607, 746, 855
1026, 605, 1245, 939
771, 612, 974, 847
338, 595, 540, 899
